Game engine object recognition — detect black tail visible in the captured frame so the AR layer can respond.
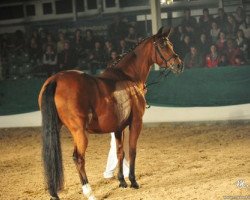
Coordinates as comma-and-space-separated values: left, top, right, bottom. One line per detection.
41, 81, 64, 197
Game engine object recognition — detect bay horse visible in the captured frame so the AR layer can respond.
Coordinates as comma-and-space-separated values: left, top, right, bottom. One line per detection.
38, 28, 183, 200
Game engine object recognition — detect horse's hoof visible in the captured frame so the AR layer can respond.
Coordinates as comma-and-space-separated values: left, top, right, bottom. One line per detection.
130, 181, 139, 189
119, 180, 128, 188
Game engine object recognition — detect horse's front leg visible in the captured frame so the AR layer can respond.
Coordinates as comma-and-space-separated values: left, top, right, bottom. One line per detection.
128, 120, 142, 189
114, 130, 128, 188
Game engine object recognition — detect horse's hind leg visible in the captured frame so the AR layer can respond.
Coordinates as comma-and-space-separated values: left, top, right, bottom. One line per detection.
71, 129, 96, 200
128, 121, 142, 189
114, 130, 128, 188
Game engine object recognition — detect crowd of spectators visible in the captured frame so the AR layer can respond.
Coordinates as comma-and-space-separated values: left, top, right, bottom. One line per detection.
0, 6, 249, 80
172, 7, 249, 69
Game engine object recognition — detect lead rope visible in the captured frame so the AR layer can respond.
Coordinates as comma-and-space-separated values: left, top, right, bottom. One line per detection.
145, 68, 172, 109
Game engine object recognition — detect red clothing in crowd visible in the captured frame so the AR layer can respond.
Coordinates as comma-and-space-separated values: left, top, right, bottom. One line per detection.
205, 53, 220, 68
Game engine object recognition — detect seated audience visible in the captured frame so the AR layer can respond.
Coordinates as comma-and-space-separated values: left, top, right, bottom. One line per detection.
234, 55, 246, 66
181, 8, 197, 31
118, 39, 129, 54
28, 37, 41, 61
239, 17, 250, 39
104, 40, 116, 62
180, 35, 192, 59
57, 31, 66, 54
58, 41, 77, 70
183, 46, 203, 69
83, 29, 95, 52
42, 45, 57, 76
13, 30, 25, 55
215, 8, 228, 32
197, 33, 211, 57
225, 38, 243, 65
226, 14, 238, 38
125, 26, 138, 48
234, 6, 246, 26
199, 8, 213, 36
205, 44, 220, 68
88, 41, 105, 74
71, 29, 85, 59
210, 21, 221, 44
218, 53, 229, 66
108, 15, 128, 47
43, 33, 56, 52
235, 29, 248, 59
107, 50, 119, 67
216, 31, 227, 52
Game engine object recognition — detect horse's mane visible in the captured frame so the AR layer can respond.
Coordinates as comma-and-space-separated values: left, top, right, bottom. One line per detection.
109, 35, 151, 68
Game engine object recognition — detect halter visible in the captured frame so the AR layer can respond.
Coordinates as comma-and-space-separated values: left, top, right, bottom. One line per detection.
145, 37, 179, 107
153, 37, 178, 67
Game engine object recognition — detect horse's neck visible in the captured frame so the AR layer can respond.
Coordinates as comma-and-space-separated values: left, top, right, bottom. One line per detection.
117, 42, 153, 84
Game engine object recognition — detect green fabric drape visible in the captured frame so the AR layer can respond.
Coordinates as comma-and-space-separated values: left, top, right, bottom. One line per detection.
0, 66, 250, 116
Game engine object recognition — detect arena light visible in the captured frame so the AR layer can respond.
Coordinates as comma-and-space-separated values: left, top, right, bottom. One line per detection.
160, 0, 174, 5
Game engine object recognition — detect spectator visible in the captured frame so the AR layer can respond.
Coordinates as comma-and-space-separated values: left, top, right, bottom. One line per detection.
239, 16, 250, 39
30, 29, 41, 47
57, 31, 66, 54
210, 21, 221, 44
71, 29, 85, 59
118, 39, 129, 54
13, 30, 25, 55
43, 33, 56, 52
181, 8, 197, 31
108, 15, 128, 47
42, 44, 57, 76
199, 8, 213, 37
107, 50, 118, 67
172, 25, 186, 55
28, 37, 41, 62
125, 26, 138, 48
175, 25, 186, 43
83, 29, 95, 52
216, 31, 227, 52
234, 55, 246, 66
234, 6, 246, 26
58, 41, 77, 70
235, 29, 248, 59
183, 46, 203, 69
218, 53, 229, 66
104, 40, 116, 62
225, 38, 242, 65
226, 14, 238, 38
88, 41, 105, 74
215, 8, 228, 32
179, 35, 192, 59
0, 34, 13, 59
205, 44, 220, 68
197, 33, 211, 57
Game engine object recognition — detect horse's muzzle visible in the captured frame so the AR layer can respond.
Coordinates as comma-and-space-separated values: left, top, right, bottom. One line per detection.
171, 63, 184, 74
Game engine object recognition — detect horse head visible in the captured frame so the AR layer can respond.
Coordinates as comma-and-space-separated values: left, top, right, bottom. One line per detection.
153, 27, 184, 74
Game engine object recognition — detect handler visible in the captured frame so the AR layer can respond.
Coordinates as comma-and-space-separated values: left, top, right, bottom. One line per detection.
103, 131, 129, 178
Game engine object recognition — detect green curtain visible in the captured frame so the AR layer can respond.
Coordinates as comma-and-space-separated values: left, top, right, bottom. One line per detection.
0, 66, 250, 116
146, 65, 250, 107
0, 78, 45, 115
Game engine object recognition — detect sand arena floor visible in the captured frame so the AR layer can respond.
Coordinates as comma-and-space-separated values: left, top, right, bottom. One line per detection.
0, 123, 250, 200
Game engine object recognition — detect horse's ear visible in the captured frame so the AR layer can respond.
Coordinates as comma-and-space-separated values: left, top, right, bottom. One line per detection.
162, 27, 171, 38
156, 27, 164, 36
156, 26, 171, 38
